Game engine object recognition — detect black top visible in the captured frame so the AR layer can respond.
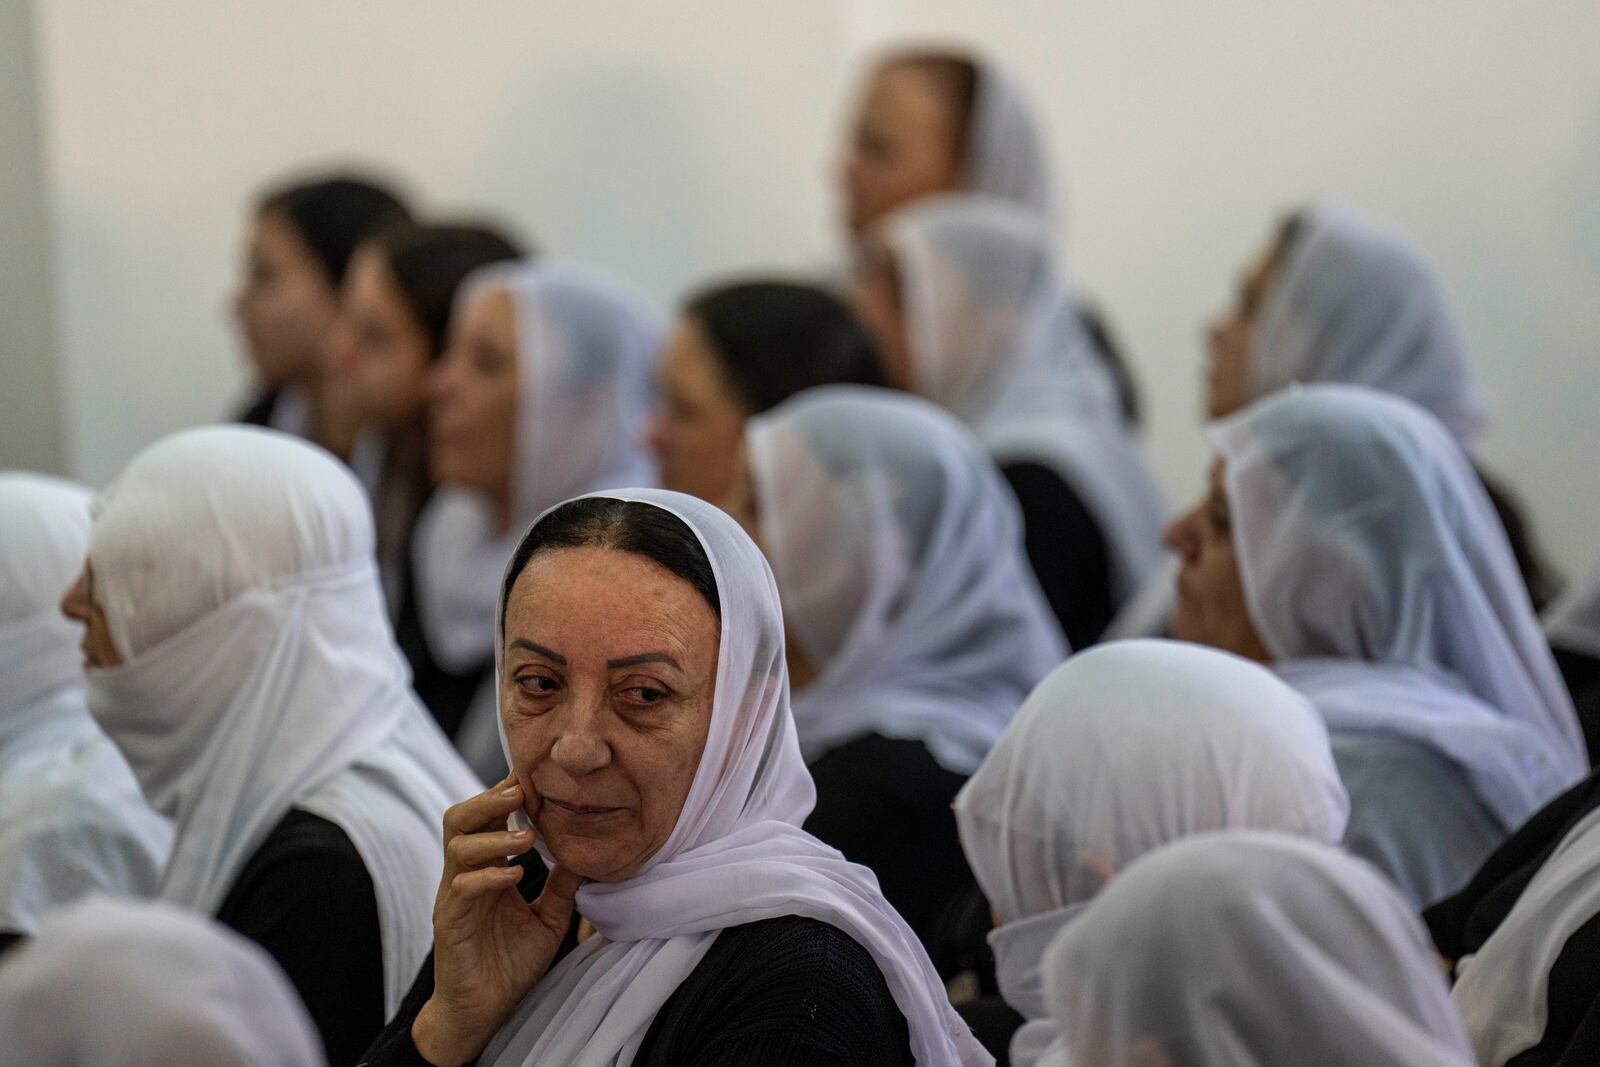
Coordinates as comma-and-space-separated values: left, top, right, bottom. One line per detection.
393, 519, 493, 740
1553, 647, 1600, 769
1426, 770, 1600, 1067
1000, 461, 1114, 650
360, 860, 913, 1067
216, 808, 385, 1067
236, 389, 280, 428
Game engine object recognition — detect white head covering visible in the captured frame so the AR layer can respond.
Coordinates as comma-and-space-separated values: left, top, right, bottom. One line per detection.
1450, 801, 1600, 1065
879, 193, 1166, 600
960, 61, 1053, 223
412, 261, 663, 774
481, 489, 989, 1067
0, 473, 170, 934
1037, 831, 1476, 1067
955, 640, 1350, 1067
747, 385, 1065, 774
1212, 384, 1586, 829
1252, 202, 1489, 444
0, 895, 326, 1066
1545, 562, 1600, 659
83, 426, 480, 1013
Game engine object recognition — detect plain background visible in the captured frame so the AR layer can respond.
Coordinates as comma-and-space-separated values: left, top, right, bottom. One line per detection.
4, 1, 1599, 580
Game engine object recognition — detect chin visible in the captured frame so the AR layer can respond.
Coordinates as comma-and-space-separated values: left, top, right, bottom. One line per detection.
541, 832, 633, 883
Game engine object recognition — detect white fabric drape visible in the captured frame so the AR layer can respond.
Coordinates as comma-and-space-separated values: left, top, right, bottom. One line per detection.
955, 640, 1350, 1067
0, 895, 327, 1066
1213, 384, 1586, 830
878, 193, 1166, 601
480, 489, 990, 1067
961, 61, 1053, 223
83, 426, 480, 1013
0, 472, 171, 935
1251, 202, 1488, 444
1037, 831, 1476, 1067
747, 385, 1064, 774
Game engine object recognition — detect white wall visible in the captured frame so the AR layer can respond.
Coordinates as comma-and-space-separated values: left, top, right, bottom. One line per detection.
28, 1, 1600, 577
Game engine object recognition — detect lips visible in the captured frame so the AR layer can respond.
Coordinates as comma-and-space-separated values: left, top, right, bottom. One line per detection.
542, 796, 625, 821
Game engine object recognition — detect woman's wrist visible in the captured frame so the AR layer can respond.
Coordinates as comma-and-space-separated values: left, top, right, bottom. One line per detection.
411, 998, 481, 1067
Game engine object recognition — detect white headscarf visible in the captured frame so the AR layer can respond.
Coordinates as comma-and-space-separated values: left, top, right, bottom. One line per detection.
747, 386, 1065, 774
1546, 562, 1600, 659
1450, 801, 1600, 1065
412, 261, 663, 774
1213, 384, 1586, 829
0, 473, 170, 935
879, 193, 1166, 601
955, 640, 1350, 1067
83, 426, 480, 1014
480, 489, 990, 1067
1252, 202, 1489, 444
1037, 831, 1476, 1067
0, 895, 327, 1066
961, 61, 1053, 223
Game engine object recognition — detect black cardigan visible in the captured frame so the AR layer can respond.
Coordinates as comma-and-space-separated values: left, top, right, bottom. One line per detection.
1000, 461, 1114, 650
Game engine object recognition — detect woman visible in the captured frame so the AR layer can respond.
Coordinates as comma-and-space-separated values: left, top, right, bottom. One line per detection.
854, 193, 1166, 648
1165, 383, 1586, 906
727, 385, 1064, 966
1038, 832, 1476, 1067
1427, 768, 1600, 1066
329, 222, 523, 735
954, 639, 1350, 1067
362, 491, 988, 1066
646, 279, 883, 503
415, 261, 663, 775
0, 474, 170, 943
60, 426, 480, 1065
1545, 565, 1600, 764
233, 174, 411, 459
0, 895, 327, 1067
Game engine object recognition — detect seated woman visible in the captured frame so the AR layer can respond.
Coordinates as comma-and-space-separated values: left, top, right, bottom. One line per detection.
1426, 768, 1600, 1066
361, 491, 987, 1066
1040, 832, 1477, 1066
1165, 384, 1587, 906
1545, 565, 1600, 765
646, 279, 883, 503
722, 385, 1064, 971
853, 193, 1167, 648
0, 896, 327, 1067
330, 222, 523, 737
414, 261, 663, 779
60, 426, 480, 1065
0, 474, 170, 944
954, 639, 1350, 1067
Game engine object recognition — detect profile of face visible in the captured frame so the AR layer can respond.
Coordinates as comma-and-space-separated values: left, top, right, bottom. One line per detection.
644, 319, 750, 502
329, 247, 433, 430
430, 288, 519, 506
59, 563, 122, 669
851, 252, 914, 391
231, 211, 341, 391
1204, 234, 1291, 420
841, 61, 965, 237
1164, 459, 1271, 663
500, 545, 719, 882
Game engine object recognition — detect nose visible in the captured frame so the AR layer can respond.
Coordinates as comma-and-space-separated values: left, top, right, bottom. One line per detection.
642, 409, 669, 457
59, 570, 90, 625
1163, 504, 1203, 563
548, 697, 612, 778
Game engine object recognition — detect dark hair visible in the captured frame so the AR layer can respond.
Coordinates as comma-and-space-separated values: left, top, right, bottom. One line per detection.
883, 50, 980, 167
684, 280, 885, 414
257, 175, 411, 286
1475, 462, 1561, 611
499, 498, 720, 626
1273, 209, 1308, 264
367, 222, 526, 357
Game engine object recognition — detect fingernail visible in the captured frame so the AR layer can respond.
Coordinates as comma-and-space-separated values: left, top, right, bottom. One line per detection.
500, 782, 521, 797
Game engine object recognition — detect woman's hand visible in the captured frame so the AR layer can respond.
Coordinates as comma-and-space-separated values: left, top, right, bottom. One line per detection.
412, 775, 583, 1066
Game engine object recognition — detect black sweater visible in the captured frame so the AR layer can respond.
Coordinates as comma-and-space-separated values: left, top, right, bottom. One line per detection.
1000, 461, 1114, 650
360, 861, 913, 1067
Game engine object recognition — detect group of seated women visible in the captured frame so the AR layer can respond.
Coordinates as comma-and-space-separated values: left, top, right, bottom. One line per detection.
3, 41, 1600, 1067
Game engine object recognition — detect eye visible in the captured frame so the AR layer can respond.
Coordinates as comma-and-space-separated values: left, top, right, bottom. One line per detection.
516, 672, 559, 697
620, 684, 669, 707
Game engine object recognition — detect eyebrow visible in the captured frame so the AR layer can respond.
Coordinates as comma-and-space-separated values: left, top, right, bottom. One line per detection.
509, 639, 566, 665
505, 640, 682, 673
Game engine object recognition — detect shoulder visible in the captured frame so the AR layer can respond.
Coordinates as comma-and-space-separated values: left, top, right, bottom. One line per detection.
219, 809, 375, 924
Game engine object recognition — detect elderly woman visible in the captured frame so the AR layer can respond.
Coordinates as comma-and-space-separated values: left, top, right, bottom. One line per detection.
60, 426, 480, 1065
0, 474, 170, 944
1038, 832, 1476, 1067
1164, 383, 1586, 906
362, 490, 988, 1066
0, 896, 327, 1067
414, 261, 662, 777
954, 639, 1350, 1066
853, 194, 1166, 649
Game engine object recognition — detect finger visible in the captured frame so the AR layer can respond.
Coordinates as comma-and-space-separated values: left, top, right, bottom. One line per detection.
530, 865, 584, 938
437, 865, 525, 927
444, 828, 536, 874
442, 778, 526, 844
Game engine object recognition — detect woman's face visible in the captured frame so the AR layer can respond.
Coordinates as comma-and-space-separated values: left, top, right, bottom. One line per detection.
841, 62, 965, 237
1205, 234, 1289, 421
231, 211, 341, 391
332, 247, 432, 430
644, 319, 750, 502
429, 288, 519, 503
501, 544, 719, 882
1165, 459, 1271, 663
59, 563, 122, 669
852, 252, 914, 390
